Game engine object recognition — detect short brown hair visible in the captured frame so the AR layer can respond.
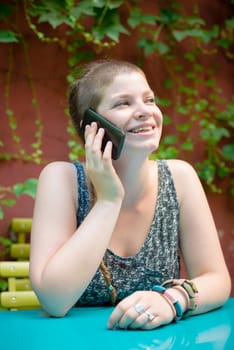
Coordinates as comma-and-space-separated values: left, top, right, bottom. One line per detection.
68, 59, 145, 141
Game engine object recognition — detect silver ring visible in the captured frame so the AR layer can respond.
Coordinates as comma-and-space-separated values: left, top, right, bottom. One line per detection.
145, 311, 155, 321
134, 303, 145, 315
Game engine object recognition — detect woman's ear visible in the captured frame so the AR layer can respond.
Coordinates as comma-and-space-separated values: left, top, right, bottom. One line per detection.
80, 120, 83, 127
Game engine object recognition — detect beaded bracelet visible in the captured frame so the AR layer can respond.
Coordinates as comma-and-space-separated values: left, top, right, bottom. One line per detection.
173, 285, 190, 310
162, 279, 199, 318
152, 285, 183, 321
159, 293, 177, 319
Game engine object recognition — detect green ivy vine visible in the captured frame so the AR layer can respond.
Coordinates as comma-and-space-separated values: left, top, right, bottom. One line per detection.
0, 0, 233, 220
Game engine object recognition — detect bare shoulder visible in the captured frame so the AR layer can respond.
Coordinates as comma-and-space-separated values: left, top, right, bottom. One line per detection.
165, 159, 203, 201
39, 161, 76, 179
166, 159, 197, 177
36, 161, 79, 207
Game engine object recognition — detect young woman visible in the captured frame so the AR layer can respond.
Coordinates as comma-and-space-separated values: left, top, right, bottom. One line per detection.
30, 59, 231, 329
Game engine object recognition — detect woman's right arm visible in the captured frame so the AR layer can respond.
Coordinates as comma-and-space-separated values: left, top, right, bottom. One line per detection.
30, 126, 124, 317
30, 162, 123, 317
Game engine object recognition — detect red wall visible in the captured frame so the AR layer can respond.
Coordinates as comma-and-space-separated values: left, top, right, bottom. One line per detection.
0, 1, 233, 294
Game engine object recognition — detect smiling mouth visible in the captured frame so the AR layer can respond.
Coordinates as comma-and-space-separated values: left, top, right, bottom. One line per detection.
128, 126, 154, 133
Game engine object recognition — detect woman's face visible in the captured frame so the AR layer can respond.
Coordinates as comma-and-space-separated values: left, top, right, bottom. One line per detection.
97, 72, 163, 155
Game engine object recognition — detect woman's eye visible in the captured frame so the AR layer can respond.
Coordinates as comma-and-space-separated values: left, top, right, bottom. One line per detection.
114, 100, 129, 107
146, 97, 155, 104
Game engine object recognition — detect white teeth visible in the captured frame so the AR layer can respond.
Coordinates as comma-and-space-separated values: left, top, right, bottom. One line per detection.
130, 126, 152, 133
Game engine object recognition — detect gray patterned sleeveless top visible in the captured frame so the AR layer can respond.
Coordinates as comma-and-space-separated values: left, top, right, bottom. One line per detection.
73, 160, 180, 306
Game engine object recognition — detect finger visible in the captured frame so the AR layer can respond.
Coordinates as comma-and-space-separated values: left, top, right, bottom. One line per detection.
85, 125, 104, 169
141, 314, 162, 330
84, 122, 97, 145
117, 304, 147, 329
127, 311, 149, 329
92, 128, 105, 154
88, 128, 106, 170
102, 141, 113, 161
140, 308, 174, 330
107, 309, 125, 330
108, 298, 137, 329
85, 124, 97, 167
128, 307, 157, 329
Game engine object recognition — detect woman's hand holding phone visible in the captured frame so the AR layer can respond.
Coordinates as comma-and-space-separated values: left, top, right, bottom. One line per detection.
84, 122, 125, 203
81, 108, 125, 160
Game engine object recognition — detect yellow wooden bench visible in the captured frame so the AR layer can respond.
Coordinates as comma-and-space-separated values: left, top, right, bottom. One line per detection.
0, 218, 41, 310
9, 218, 31, 261
10, 243, 30, 260
0, 261, 40, 310
10, 217, 32, 244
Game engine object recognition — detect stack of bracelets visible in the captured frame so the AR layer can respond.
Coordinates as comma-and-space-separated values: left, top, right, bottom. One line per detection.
152, 279, 199, 321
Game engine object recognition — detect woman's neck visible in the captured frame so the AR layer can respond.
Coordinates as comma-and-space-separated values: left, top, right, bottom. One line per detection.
114, 157, 156, 208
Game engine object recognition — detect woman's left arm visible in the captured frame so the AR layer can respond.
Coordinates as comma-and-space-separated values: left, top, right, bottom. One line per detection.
169, 159, 231, 314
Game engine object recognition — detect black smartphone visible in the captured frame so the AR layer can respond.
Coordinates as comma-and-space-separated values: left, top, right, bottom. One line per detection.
80, 108, 125, 160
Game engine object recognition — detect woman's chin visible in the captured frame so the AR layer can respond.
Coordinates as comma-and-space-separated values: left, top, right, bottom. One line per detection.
122, 141, 160, 157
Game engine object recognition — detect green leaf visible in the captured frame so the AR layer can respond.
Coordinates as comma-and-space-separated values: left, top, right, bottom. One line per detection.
156, 98, 171, 107
92, 9, 129, 42
184, 52, 196, 62
156, 41, 169, 55
172, 30, 188, 42
206, 79, 216, 87
1, 199, 16, 207
177, 105, 190, 115
222, 144, 234, 161
0, 237, 13, 247
162, 114, 172, 125
217, 165, 230, 178
6, 109, 13, 117
200, 126, 230, 144
107, 0, 124, 10
0, 279, 8, 292
0, 30, 18, 43
70, 2, 95, 19
176, 123, 191, 132
185, 16, 205, 26
38, 12, 72, 28
163, 80, 173, 88
225, 18, 234, 28
13, 184, 24, 197
172, 28, 218, 43
181, 138, 194, 150
157, 8, 181, 25
137, 38, 169, 55
24, 178, 38, 197
217, 38, 232, 49
197, 162, 216, 184
179, 85, 197, 96
163, 135, 177, 145
195, 99, 208, 112
0, 207, 3, 220
157, 146, 178, 159
186, 72, 196, 79
107, 23, 129, 41
13, 178, 38, 198
33, 1, 75, 28
137, 38, 155, 55
92, 0, 109, 7
128, 8, 156, 28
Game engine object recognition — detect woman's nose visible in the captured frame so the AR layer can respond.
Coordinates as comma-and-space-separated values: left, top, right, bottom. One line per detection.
134, 105, 151, 120
136, 113, 149, 120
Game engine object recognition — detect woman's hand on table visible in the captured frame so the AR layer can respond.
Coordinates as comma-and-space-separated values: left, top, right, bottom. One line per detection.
107, 291, 175, 330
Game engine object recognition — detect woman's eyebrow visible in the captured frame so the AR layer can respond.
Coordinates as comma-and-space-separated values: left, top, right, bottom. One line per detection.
112, 89, 155, 99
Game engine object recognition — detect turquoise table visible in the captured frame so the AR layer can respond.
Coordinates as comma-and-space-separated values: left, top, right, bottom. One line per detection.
1, 299, 234, 350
